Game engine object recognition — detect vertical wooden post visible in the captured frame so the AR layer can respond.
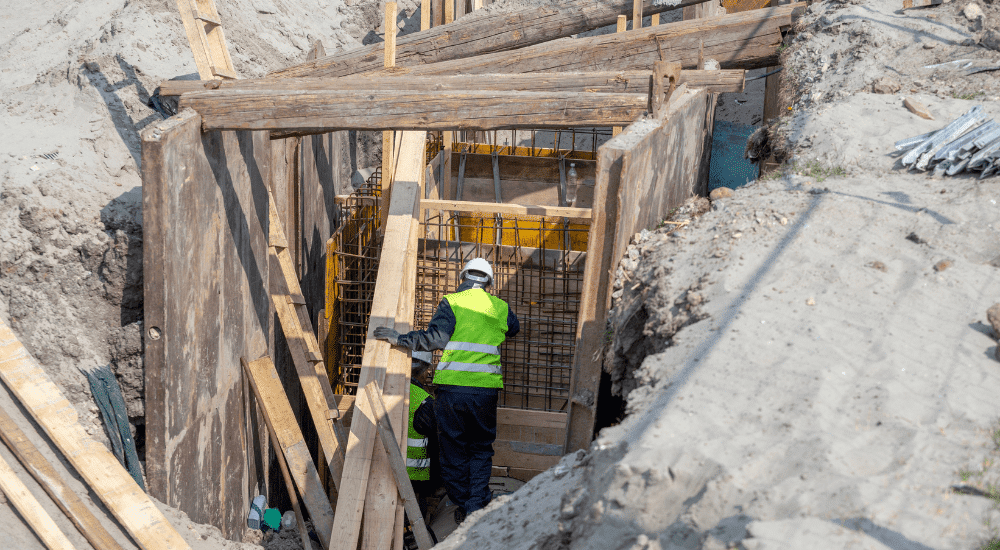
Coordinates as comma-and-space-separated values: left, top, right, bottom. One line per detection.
382, 2, 397, 206
612, 14, 627, 137
433, 0, 443, 26
651, 13, 659, 25
421, 0, 430, 32
445, 0, 454, 24
632, 0, 642, 29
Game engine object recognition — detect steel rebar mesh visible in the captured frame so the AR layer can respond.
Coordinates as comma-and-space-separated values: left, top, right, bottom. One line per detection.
327, 168, 382, 395
417, 213, 587, 412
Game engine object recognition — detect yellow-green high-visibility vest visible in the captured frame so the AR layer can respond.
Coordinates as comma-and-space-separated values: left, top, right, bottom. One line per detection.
407, 383, 431, 481
433, 288, 509, 389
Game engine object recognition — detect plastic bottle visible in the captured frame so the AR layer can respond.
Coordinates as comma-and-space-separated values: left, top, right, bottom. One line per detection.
281, 510, 296, 531
565, 163, 580, 206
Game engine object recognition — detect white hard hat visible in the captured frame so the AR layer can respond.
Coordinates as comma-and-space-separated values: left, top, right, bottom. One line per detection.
411, 351, 433, 364
460, 258, 494, 287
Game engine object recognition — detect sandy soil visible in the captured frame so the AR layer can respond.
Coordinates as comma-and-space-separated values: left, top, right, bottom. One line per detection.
435, 2, 1000, 550
2, 0, 999, 548
0, 0, 389, 546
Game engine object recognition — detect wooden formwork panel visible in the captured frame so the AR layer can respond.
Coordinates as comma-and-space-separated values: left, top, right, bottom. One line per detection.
142, 110, 271, 538
566, 87, 717, 452
143, 112, 348, 538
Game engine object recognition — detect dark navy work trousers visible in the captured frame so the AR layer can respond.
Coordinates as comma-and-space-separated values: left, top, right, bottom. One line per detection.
434, 386, 498, 514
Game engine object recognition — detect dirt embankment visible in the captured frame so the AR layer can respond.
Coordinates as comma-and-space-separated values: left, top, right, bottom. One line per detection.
436, 2, 1000, 549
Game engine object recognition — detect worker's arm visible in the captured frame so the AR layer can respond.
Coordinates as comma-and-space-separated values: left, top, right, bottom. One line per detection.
506, 309, 520, 338
412, 397, 436, 437
393, 298, 456, 351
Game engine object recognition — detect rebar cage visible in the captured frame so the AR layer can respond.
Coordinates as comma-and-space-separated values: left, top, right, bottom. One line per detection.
325, 135, 591, 412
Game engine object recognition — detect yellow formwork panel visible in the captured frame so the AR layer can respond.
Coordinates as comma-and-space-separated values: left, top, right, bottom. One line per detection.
722, 0, 772, 13
455, 142, 596, 161
456, 214, 589, 251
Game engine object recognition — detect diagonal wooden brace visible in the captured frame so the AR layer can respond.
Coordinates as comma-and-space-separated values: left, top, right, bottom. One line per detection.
363, 382, 435, 550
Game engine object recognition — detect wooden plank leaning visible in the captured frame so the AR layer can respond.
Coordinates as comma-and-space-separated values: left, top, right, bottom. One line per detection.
242, 356, 334, 549
363, 382, 434, 550
362, 131, 425, 550
266, 189, 348, 499
0, 406, 119, 550
0, 452, 76, 550
174, 0, 238, 79
329, 132, 424, 550
0, 318, 192, 550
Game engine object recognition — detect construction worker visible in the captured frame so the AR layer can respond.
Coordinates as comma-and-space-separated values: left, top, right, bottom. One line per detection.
374, 258, 519, 524
408, 351, 437, 521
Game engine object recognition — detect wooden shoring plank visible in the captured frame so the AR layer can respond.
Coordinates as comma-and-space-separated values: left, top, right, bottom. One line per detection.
0, 452, 76, 550
421, 0, 430, 30
179, 90, 648, 132
269, 0, 700, 79
0, 318, 191, 550
268, 192, 347, 498
633, 0, 643, 29
242, 356, 335, 549
158, 70, 745, 97
329, 132, 424, 550
0, 406, 119, 550
363, 383, 434, 550
363, 130, 423, 550
420, 199, 592, 219
401, 3, 804, 76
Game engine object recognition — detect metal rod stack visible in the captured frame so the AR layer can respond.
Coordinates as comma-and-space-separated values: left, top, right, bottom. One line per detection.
896, 106, 1000, 179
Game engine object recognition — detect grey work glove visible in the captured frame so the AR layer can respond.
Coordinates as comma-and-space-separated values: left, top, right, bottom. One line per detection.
373, 326, 400, 346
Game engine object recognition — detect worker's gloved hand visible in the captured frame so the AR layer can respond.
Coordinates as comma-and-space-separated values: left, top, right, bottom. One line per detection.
373, 326, 400, 345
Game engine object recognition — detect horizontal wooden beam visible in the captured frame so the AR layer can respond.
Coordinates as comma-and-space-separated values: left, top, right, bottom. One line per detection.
421, 199, 592, 219
402, 3, 805, 76
158, 69, 744, 97
179, 90, 648, 132
268, 0, 712, 80
497, 407, 568, 430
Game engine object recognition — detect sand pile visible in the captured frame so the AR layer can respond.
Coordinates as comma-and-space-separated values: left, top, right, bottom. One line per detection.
0, 0, 398, 445
436, 1, 1000, 549
0, 0, 401, 547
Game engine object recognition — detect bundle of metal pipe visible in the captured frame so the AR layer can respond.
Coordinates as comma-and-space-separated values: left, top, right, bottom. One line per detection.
896, 106, 1000, 179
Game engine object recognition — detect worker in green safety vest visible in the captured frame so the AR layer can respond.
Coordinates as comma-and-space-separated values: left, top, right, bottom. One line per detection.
375, 258, 519, 525
408, 350, 437, 521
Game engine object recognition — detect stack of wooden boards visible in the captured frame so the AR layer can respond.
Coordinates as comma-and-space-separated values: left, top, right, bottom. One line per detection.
140, 1, 805, 549
0, 318, 194, 550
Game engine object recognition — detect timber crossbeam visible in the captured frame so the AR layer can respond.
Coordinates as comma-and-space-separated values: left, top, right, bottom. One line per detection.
268, 0, 713, 80
158, 69, 745, 97
178, 90, 650, 132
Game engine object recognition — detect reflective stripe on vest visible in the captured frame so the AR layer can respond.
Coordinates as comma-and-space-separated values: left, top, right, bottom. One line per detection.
433, 288, 509, 389
444, 341, 500, 355
407, 383, 432, 481
406, 457, 430, 469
